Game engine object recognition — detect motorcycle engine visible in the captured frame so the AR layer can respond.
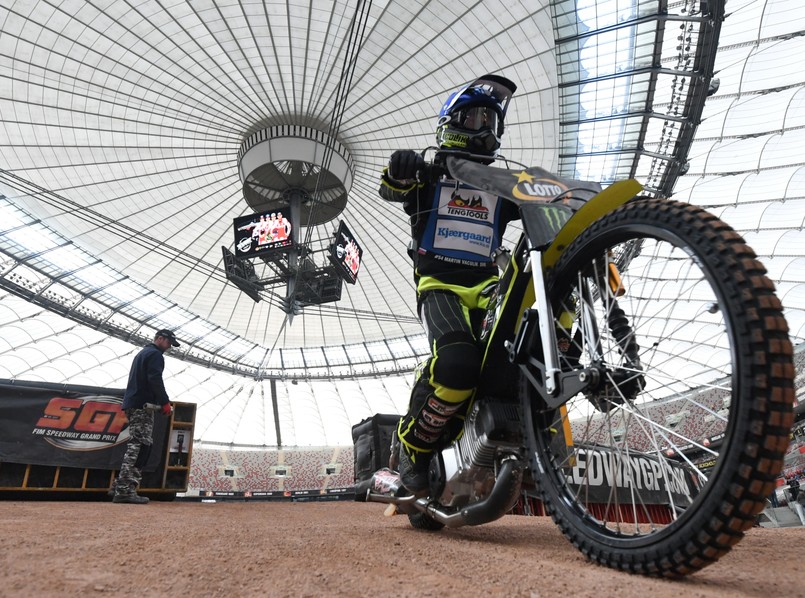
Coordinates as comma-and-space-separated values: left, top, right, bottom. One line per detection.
433, 398, 523, 508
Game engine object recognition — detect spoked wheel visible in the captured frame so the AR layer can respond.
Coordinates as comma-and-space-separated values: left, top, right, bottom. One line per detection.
523, 199, 794, 577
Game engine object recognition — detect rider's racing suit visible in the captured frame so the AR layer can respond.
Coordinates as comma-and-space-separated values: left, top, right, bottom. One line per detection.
379, 162, 519, 467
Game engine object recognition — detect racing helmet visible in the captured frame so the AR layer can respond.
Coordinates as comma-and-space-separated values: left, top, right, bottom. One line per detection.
436, 74, 517, 157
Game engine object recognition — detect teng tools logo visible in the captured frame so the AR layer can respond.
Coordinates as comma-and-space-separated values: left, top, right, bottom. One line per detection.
446, 190, 490, 220
33, 395, 129, 450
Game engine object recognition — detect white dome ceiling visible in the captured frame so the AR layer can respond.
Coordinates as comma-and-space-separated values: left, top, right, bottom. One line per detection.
0, 0, 559, 364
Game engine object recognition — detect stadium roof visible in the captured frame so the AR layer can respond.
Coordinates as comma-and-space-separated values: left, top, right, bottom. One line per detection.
0, 0, 803, 446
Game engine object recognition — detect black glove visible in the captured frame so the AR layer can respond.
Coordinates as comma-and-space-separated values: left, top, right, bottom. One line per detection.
388, 150, 425, 182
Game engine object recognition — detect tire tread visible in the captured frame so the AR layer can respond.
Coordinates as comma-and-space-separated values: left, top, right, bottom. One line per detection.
527, 199, 794, 577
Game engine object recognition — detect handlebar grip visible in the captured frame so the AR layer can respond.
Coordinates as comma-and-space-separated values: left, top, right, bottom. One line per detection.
421, 161, 449, 183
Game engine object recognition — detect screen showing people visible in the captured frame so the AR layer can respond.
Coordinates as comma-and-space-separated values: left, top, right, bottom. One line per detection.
329, 221, 363, 284
233, 209, 293, 258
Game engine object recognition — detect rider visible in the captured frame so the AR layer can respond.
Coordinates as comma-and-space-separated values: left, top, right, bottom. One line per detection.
378, 74, 519, 495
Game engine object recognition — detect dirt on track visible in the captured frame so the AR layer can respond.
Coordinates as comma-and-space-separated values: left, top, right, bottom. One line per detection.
0, 500, 801, 597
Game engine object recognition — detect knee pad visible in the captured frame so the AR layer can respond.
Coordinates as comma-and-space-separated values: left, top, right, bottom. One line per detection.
431, 331, 482, 391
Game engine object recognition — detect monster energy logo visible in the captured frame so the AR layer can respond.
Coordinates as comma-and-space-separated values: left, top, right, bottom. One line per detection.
543, 207, 571, 235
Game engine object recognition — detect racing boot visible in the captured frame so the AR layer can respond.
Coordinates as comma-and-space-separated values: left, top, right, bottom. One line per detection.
396, 391, 465, 496
397, 442, 431, 496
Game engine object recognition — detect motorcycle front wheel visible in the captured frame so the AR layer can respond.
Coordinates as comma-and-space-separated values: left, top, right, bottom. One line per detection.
523, 199, 794, 577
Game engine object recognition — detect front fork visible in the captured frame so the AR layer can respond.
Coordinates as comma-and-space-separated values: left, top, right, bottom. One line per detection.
529, 246, 561, 395
507, 245, 602, 410
510, 178, 643, 410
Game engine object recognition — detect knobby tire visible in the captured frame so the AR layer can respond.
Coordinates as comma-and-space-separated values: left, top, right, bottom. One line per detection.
523, 199, 794, 577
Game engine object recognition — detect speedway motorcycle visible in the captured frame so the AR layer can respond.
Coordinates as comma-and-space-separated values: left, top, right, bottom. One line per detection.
361, 151, 794, 577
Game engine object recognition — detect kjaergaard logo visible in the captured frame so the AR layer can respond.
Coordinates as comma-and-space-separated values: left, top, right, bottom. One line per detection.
436, 227, 492, 244
33, 395, 129, 450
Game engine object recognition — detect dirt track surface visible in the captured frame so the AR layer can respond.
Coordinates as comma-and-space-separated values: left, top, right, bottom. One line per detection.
0, 500, 801, 597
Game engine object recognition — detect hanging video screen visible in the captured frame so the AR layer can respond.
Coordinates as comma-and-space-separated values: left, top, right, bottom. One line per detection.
329, 220, 363, 284
232, 208, 293, 259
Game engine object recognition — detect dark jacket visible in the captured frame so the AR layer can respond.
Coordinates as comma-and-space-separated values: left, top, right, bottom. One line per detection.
122, 343, 169, 410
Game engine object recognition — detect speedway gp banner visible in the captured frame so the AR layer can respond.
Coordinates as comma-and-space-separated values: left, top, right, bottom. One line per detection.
566, 444, 699, 506
0, 381, 166, 471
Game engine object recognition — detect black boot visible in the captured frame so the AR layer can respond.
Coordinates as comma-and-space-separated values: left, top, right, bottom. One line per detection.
397, 443, 431, 496
113, 493, 150, 504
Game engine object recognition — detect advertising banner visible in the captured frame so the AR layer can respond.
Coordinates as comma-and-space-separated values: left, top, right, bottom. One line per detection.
233, 208, 294, 258
0, 381, 166, 471
200, 488, 352, 501
565, 443, 700, 506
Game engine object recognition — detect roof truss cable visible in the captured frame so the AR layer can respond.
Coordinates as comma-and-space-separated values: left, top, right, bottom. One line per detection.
304, 0, 374, 244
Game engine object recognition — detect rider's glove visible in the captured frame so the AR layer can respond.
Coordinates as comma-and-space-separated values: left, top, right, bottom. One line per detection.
161, 402, 173, 416
388, 150, 425, 183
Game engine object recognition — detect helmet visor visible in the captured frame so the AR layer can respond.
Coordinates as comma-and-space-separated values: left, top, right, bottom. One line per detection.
440, 75, 516, 119
458, 106, 498, 132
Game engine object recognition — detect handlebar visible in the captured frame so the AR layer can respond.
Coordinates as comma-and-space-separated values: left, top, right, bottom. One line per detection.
418, 147, 528, 183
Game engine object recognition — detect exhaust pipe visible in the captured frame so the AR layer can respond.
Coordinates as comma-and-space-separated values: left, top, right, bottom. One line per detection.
365, 457, 524, 528
425, 456, 524, 528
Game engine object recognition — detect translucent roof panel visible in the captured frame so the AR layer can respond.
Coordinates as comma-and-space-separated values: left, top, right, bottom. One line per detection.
670, 0, 805, 342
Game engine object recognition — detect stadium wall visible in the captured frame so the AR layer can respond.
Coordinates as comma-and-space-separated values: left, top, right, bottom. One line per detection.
187, 445, 355, 497
187, 344, 804, 499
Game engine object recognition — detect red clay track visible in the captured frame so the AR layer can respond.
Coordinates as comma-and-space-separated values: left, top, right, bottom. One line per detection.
0, 501, 800, 597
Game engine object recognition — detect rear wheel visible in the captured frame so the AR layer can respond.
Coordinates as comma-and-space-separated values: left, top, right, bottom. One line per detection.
524, 199, 794, 576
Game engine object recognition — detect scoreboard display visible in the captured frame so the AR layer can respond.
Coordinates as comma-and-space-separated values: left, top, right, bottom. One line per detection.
329, 220, 363, 284
233, 208, 294, 258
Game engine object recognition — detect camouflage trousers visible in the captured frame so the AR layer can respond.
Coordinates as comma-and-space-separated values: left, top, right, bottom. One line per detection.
114, 408, 154, 496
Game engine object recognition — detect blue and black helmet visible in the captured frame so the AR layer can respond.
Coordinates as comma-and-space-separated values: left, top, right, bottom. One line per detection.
436, 74, 517, 157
